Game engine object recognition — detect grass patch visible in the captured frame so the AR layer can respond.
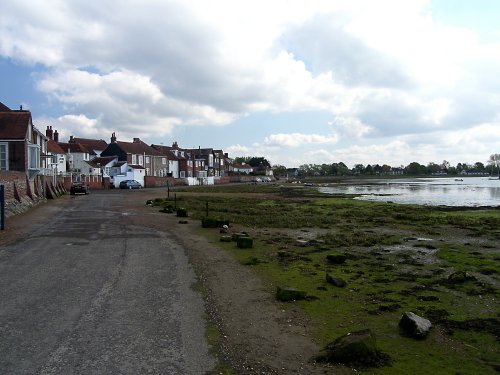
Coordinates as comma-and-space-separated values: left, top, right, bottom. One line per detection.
155, 184, 500, 374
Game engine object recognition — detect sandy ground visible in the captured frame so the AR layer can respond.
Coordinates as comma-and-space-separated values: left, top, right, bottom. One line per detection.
1, 191, 349, 375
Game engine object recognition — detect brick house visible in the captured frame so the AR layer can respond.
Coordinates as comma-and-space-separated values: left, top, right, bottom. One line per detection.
100, 133, 165, 177
150, 144, 180, 178
187, 148, 228, 177
1, 102, 50, 212
70, 137, 108, 157
0, 103, 47, 178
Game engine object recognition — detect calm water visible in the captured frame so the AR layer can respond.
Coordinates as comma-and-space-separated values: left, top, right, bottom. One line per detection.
319, 177, 500, 207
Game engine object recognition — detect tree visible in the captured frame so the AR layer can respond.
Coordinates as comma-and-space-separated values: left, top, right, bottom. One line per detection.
272, 164, 287, 176
353, 164, 365, 175
473, 162, 485, 173
489, 154, 500, 176
331, 162, 349, 176
233, 156, 271, 168
427, 162, 440, 175
405, 162, 426, 175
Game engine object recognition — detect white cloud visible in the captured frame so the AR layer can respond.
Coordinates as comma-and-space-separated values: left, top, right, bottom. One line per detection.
1, 0, 499, 167
263, 133, 338, 147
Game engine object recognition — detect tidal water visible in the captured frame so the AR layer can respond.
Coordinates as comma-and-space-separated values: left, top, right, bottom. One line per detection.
319, 177, 500, 207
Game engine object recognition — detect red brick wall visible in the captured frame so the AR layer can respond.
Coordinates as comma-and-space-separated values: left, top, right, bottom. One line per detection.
0, 171, 28, 201
215, 176, 231, 184
63, 176, 107, 190
144, 176, 179, 188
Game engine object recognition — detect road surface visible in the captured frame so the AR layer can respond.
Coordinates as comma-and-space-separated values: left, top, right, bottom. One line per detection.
0, 190, 214, 374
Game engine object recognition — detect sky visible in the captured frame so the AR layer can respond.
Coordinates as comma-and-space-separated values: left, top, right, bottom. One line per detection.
1, 0, 499, 168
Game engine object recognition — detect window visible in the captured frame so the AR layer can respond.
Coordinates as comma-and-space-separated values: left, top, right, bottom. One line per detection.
162, 157, 167, 164
146, 156, 150, 163
0, 143, 8, 170
28, 144, 40, 170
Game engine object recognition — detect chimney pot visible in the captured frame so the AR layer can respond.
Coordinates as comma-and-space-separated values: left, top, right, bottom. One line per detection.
54, 130, 59, 142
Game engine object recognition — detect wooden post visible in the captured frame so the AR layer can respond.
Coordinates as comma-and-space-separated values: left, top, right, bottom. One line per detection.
1, 184, 4, 230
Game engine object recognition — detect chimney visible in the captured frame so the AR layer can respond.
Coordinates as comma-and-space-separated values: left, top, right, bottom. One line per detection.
111, 132, 116, 143
133, 137, 140, 143
69, 135, 74, 142
172, 141, 178, 148
46, 126, 53, 140
54, 130, 59, 142
20, 105, 23, 111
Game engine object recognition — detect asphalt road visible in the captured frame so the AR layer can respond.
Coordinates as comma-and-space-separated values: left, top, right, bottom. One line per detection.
0, 190, 215, 374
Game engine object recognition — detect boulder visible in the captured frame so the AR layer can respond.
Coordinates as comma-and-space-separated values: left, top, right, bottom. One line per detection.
317, 329, 391, 367
295, 239, 309, 247
237, 236, 253, 249
176, 208, 188, 217
276, 286, 307, 302
399, 311, 432, 338
447, 271, 476, 284
326, 254, 347, 264
326, 274, 347, 288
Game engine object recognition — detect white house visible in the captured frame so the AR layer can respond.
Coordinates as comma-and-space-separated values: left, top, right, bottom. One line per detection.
109, 161, 145, 187
233, 163, 253, 174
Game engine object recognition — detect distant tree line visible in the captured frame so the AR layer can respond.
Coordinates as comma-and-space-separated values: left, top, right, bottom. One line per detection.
235, 154, 500, 177
272, 154, 500, 177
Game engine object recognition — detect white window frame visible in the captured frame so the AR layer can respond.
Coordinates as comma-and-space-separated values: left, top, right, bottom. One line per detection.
0, 142, 8, 170
28, 144, 40, 170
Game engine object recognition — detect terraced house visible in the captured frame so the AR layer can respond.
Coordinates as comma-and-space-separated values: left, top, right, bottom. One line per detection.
100, 133, 165, 177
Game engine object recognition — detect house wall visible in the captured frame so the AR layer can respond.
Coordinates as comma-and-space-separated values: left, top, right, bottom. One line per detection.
169, 160, 178, 178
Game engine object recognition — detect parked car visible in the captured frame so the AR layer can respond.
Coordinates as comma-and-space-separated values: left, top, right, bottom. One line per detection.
119, 180, 142, 189
70, 181, 89, 195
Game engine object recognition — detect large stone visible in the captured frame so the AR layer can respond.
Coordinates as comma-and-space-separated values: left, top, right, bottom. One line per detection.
447, 271, 476, 284
326, 253, 347, 264
276, 286, 307, 302
317, 329, 391, 367
399, 311, 432, 338
326, 274, 347, 288
237, 236, 253, 249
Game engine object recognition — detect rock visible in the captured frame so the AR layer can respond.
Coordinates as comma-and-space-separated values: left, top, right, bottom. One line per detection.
220, 235, 232, 242
295, 239, 309, 247
237, 236, 253, 249
276, 286, 307, 302
326, 254, 347, 264
326, 274, 347, 288
399, 312, 432, 338
447, 271, 476, 284
176, 208, 188, 217
231, 232, 248, 241
317, 329, 391, 367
